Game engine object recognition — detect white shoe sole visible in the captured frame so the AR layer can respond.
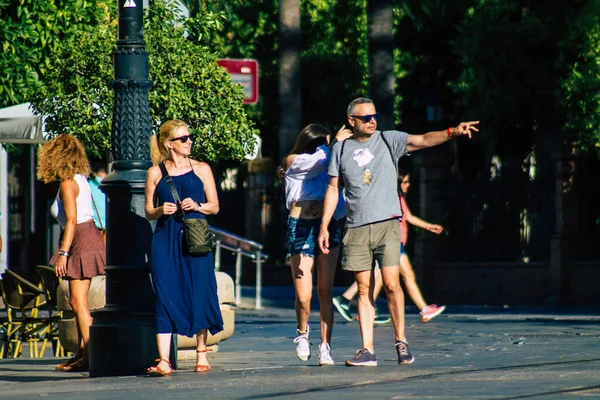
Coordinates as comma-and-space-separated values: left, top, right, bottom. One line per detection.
399, 356, 415, 364
319, 359, 334, 366
345, 360, 378, 367
297, 353, 311, 361
333, 298, 353, 322
421, 305, 446, 322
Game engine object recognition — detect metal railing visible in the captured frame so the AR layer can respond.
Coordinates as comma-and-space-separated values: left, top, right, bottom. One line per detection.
211, 227, 268, 309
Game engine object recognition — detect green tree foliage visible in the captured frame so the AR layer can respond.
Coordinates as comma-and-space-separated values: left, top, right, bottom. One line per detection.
192, 0, 374, 155
0, 0, 106, 107
188, 0, 280, 155
449, 0, 588, 163
29, 0, 257, 162
559, 0, 600, 150
393, 1, 475, 130
300, 0, 370, 128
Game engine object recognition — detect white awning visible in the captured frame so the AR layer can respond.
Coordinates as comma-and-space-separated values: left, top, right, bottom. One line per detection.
0, 103, 46, 144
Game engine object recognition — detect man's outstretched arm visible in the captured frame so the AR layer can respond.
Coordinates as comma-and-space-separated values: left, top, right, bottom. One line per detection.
407, 121, 479, 152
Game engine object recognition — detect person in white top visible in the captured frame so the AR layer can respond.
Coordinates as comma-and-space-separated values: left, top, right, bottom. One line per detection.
37, 134, 106, 372
279, 123, 352, 366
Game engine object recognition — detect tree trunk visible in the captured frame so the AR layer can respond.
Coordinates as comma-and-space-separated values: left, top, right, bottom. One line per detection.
278, 0, 301, 159
368, 0, 394, 129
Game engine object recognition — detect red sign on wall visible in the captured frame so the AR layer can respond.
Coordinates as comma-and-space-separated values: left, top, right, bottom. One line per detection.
217, 59, 259, 105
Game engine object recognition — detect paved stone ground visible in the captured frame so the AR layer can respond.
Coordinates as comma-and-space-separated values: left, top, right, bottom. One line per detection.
1, 288, 599, 399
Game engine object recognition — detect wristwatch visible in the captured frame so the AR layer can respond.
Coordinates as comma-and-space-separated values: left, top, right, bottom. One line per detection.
58, 249, 70, 257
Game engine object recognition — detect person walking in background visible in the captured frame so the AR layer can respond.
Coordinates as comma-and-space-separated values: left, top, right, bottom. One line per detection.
280, 123, 351, 365
144, 120, 223, 376
318, 97, 478, 367
88, 159, 107, 232
37, 134, 106, 372
333, 169, 446, 324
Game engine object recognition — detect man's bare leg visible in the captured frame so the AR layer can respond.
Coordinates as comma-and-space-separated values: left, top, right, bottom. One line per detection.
354, 269, 376, 352
380, 265, 405, 341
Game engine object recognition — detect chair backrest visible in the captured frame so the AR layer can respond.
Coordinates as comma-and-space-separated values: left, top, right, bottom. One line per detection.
0, 270, 44, 315
35, 265, 61, 311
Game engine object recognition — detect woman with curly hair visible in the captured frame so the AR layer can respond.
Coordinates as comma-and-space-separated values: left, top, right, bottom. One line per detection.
37, 134, 106, 372
144, 120, 223, 376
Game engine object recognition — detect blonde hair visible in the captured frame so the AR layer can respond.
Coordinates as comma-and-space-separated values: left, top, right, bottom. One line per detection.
149, 119, 188, 165
37, 134, 91, 183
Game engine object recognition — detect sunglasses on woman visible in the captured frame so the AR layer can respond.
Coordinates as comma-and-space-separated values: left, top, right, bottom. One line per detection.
169, 135, 193, 143
351, 113, 379, 123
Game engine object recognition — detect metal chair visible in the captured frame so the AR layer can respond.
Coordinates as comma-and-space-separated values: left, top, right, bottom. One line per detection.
0, 270, 47, 358
35, 265, 65, 357
0, 298, 8, 356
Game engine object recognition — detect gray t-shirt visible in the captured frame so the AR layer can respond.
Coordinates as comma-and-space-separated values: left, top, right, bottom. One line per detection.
328, 130, 409, 227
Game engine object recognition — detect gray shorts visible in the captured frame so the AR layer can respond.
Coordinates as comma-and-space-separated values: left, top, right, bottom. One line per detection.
341, 219, 401, 272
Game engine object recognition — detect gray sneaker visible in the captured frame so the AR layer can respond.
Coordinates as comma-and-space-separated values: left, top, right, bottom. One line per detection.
345, 348, 377, 367
333, 296, 353, 322
395, 340, 415, 365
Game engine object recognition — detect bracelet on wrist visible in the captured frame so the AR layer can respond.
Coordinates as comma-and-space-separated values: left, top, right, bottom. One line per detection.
447, 127, 454, 138
58, 249, 70, 257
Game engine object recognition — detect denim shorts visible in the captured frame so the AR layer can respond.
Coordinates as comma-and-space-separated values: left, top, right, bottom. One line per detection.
286, 216, 340, 258
401, 243, 406, 255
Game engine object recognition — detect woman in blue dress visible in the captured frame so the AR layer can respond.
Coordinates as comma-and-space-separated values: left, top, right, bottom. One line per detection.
144, 120, 223, 376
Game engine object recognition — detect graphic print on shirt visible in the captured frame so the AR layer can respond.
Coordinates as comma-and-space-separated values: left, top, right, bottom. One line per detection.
353, 148, 375, 185
363, 170, 372, 184
353, 148, 374, 167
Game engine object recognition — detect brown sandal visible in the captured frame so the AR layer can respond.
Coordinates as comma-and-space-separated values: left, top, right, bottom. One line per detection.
147, 358, 173, 377
62, 358, 89, 372
55, 356, 78, 371
194, 349, 212, 372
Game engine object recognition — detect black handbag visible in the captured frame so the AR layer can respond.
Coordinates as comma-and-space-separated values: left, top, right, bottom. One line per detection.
159, 162, 215, 255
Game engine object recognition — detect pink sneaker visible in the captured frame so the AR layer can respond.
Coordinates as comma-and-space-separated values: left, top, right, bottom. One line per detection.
420, 304, 446, 322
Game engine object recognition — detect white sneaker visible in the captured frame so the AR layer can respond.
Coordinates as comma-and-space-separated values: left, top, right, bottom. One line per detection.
318, 343, 334, 366
293, 326, 311, 361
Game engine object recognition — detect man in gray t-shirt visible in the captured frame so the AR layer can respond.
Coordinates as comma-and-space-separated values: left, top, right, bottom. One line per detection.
328, 129, 408, 228
318, 97, 478, 367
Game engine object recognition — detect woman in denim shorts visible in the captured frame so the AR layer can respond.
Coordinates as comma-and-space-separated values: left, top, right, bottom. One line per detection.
279, 123, 351, 366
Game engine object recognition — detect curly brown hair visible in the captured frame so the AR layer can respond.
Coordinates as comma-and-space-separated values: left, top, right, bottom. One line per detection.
37, 134, 91, 183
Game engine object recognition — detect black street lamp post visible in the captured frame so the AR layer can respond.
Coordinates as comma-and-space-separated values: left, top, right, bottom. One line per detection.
89, 1, 157, 377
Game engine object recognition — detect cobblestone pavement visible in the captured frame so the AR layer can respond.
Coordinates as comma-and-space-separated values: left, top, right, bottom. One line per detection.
1, 289, 599, 400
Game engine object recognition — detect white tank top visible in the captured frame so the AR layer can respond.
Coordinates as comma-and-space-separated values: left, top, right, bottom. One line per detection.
50, 174, 95, 228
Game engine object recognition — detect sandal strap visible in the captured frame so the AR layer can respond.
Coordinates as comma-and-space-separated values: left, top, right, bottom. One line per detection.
196, 348, 212, 353
154, 358, 172, 367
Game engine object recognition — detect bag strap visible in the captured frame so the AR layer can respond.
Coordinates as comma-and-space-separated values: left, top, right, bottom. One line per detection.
338, 139, 348, 188
158, 162, 185, 220
90, 191, 104, 230
380, 131, 398, 174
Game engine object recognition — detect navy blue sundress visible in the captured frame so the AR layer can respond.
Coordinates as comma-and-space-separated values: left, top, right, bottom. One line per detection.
151, 168, 223, 337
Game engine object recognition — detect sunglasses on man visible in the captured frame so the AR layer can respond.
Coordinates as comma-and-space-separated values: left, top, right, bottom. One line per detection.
351, 113, 379, 123
169, 135, 193, 143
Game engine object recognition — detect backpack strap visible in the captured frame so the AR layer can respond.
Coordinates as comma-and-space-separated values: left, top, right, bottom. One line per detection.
339, 139, 348, 167
337, 139, 349, 187
380, 130, 398, 174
